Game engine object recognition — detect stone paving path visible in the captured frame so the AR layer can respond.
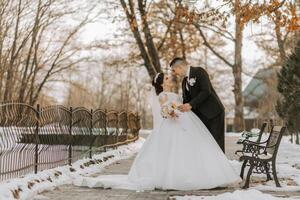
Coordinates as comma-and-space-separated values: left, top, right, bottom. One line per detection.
40, 135, 300, 200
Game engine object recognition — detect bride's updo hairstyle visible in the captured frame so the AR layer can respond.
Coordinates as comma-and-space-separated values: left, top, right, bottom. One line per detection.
152, 73, 164, 95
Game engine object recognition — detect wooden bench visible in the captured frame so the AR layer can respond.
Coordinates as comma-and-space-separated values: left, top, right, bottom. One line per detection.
236, 126, 286, 188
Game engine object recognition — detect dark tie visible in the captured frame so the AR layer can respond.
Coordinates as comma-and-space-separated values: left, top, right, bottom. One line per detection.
183, 77, 188, 100
184, 76, 189, 91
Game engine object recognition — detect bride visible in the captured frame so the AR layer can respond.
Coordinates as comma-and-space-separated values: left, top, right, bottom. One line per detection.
74, 73, 241, 191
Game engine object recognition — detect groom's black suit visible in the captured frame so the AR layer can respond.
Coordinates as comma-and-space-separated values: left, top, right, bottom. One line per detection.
182, 66, 225, 152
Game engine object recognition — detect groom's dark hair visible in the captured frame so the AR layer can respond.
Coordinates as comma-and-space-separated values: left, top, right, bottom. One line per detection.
169, 57, 185, 68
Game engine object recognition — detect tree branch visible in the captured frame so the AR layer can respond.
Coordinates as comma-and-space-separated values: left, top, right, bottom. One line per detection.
194, 23, 234, 68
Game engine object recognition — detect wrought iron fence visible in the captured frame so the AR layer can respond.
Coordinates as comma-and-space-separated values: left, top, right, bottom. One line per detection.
0, 103, 140, 181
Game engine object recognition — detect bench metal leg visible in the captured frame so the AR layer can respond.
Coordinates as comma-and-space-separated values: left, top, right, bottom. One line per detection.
264, 163, 272, 181
240, 160, 248, 179
272, 162, 281, 187
243, 164, 254, 189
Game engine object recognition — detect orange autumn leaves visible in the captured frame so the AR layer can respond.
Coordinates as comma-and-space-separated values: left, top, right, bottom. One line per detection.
239, 0, 299, 32
174, 0, 299, 32
285, 4, 299, 31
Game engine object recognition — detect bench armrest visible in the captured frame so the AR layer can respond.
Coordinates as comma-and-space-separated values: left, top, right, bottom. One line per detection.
242, 140, 267, 145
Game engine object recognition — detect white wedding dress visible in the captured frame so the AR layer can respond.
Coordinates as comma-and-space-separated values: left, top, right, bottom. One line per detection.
73, 91, 241, 190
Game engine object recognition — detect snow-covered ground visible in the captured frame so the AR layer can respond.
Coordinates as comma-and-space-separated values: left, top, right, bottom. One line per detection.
1, 130, 300, 200
0, 138, 145, 200
174, 189, 297, 200
173, 133, 300, 200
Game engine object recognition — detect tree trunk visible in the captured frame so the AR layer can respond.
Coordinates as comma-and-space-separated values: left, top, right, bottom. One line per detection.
137, 0, 161, 73
274, 11, 286, 62
179, 29, 186, 59
290, 131, 294, 143
119, 0, 160, 78
233, 0, 245, 132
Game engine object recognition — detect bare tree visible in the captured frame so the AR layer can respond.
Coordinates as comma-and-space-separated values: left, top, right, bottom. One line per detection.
0, 0, 102, 105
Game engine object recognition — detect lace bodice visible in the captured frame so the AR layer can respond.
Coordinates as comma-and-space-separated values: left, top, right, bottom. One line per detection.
158, 92, 182, 106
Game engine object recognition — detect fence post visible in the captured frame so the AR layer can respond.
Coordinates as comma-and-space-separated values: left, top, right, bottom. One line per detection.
136, 112, 140, 138
125, 112, 128, 143
115, 112, 119, 149
34, 104, 40, 174
68, 107, 73, 165
89, 109, 93, 159
104, 109, 107, 152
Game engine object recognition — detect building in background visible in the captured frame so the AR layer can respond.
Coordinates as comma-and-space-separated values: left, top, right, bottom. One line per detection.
226, 67, 283, 132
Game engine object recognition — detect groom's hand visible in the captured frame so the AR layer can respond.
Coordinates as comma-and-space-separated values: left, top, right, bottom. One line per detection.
178, 103, 192, 112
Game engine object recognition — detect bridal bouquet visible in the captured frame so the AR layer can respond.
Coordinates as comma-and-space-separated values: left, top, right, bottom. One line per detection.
161, 101, 180, 119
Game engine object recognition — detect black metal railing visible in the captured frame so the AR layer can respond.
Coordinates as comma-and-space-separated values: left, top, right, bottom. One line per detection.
0, 103, 140, 181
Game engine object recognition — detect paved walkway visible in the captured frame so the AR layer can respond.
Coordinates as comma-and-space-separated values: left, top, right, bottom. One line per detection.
40, 135, 300, 200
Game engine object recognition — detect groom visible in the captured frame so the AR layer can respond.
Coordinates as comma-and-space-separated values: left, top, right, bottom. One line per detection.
170, 57, 225, 152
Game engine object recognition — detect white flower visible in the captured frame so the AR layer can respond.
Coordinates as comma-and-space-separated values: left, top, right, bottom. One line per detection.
187, 77, 196, 86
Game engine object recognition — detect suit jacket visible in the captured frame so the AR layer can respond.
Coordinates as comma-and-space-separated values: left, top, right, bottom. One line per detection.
182, 66, 224, 120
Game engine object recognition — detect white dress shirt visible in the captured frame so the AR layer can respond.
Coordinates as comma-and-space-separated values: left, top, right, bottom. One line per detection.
185, 66, 191, 91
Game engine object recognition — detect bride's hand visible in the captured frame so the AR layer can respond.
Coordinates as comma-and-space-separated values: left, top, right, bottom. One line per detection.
178, 103, 192, 112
